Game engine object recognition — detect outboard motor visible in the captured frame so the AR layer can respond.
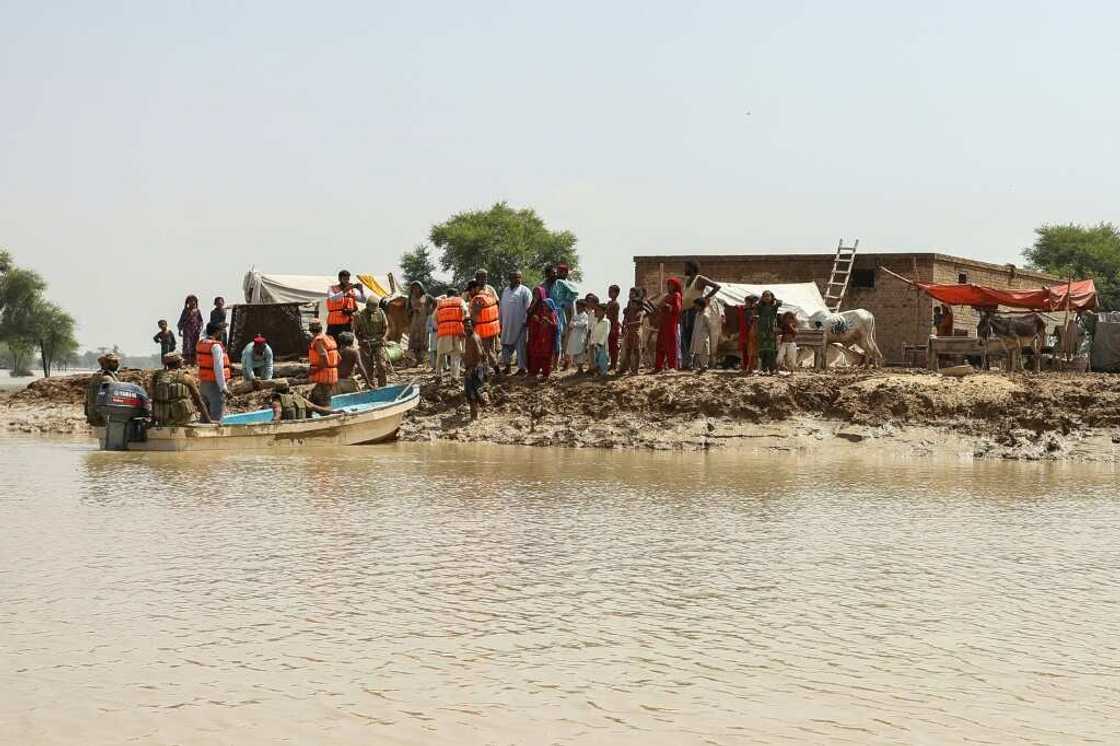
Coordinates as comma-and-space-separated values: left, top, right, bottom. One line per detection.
94, 381, 150, 451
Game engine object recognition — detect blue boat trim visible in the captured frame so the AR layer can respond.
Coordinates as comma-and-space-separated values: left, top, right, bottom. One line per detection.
219, 384, 418, 426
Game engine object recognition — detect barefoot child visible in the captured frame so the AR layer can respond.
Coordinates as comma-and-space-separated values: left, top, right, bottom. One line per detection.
778, 311, 799, 373
589, 303, 611, 375
565, 299, 591, 373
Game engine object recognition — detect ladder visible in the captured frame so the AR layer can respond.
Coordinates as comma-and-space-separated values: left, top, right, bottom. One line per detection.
824, 238, 859, 312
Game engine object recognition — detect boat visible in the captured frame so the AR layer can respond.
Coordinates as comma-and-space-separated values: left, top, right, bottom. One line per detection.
104, 383, 420, 452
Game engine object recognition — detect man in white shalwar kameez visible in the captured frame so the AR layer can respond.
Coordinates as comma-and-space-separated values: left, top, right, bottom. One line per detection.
499, 270, 533, 374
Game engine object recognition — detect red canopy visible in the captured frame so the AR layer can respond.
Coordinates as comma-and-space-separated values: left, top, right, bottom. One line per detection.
916, 278, 1097, 312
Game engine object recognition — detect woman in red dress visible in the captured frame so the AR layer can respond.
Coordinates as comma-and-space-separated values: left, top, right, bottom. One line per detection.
654, 278, 683, 372
526, 286, 559, 380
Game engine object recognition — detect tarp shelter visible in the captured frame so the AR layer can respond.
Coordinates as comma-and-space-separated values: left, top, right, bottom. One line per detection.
228, 303, 308, 361
1091, 312, 1120, 372
714, 282, 829, 322
243, 271, 397, 305
915, 278, 1097, 312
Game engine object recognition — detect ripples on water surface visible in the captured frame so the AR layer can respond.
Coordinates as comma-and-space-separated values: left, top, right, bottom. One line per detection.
1, 436, 1118, 744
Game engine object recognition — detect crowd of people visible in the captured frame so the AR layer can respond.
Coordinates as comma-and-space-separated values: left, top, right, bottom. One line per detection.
401, 261, 802, 419
83, 264, 804, 430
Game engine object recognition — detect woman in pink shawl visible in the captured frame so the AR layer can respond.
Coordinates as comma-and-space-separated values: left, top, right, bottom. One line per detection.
654, 278, 683, 372
526, 286, 559, 379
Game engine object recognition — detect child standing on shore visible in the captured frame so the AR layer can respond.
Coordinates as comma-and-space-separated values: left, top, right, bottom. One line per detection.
618, 288, 646, 374
778, 311, 799, 374
153, 319, 177, 357
589, 304, 611, 375
689, 298, 711, 371
565, 299, 591, 373
756, 290, 780, 375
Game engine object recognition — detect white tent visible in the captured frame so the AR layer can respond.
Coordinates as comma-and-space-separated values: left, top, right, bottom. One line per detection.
242, 271, 397, 305
714, 282, 829, 322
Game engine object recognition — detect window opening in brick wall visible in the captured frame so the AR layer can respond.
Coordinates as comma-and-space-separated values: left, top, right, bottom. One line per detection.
957, 272, 968, 284
851, 268, 876, 288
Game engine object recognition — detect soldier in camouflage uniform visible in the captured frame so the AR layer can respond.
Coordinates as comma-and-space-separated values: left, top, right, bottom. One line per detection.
270, 389, 338, 421
148, 352, 211, 426
84, 353, 121, 426
353, 296, 390, 388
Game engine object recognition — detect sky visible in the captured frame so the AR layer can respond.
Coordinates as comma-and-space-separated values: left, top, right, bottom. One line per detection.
2, 1, 1118, 353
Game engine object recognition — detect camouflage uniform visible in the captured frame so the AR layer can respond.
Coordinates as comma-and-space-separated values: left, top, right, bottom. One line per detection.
150, 369, 199, 426
353, 305, 389, 388
276, 393, 310, 420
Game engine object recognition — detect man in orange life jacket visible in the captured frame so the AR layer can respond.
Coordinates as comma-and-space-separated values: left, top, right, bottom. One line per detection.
307, 318, 342, 407
326, 270, 367, 341
195, 321, 231, 422
468, 280, 501, 372
435, 289, 469, 380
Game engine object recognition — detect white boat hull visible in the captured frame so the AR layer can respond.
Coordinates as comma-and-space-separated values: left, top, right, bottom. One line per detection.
103, 390, 419, 452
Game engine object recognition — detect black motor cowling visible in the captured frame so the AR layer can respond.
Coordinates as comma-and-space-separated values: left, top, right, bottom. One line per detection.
95, 381, 150, 450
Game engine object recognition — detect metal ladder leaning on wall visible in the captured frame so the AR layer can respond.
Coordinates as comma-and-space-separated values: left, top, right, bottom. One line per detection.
823, 238, 859, 312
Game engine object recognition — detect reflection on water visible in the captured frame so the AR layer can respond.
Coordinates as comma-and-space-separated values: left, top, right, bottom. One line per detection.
2, 435, 1118, 744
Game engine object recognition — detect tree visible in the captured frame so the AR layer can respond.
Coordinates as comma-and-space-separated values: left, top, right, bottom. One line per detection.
31, 301, 79, 378
1024, 223, 1120, 310
428, 202, 579, 288
399, 243, 437, 290
0, 250, 80, 377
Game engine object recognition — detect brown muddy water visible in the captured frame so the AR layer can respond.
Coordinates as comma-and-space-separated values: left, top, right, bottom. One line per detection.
1, 435, 1118, 745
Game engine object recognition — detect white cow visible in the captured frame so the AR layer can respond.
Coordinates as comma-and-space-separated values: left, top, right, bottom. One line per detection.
808, 309, 884, 368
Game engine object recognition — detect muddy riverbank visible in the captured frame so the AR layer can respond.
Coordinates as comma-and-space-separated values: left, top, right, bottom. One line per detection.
8, 368, 1118, 461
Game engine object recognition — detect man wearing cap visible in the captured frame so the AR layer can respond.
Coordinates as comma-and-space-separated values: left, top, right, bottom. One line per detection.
326, 270, 367, 341
353, 297, 390, 388
240, 335, 274, 386
463, 268, 498, 302
84, 353, 121, 426
149, 352, 211, 426
307, 318, 341, 408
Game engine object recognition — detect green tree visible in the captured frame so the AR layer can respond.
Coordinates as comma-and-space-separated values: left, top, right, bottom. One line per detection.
31, 301, 79, 377
0, 250, 80, 377
428, 202, 579, 288
399, 243, 437, 290
1024, 223, 1120, 310
0, 251, 47, 376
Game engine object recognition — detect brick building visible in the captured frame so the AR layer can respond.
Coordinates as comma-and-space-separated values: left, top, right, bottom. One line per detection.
633, 252, 1059, 364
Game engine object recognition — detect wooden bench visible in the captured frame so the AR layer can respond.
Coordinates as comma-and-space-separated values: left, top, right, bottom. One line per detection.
926, 336, 989, 371
797, 329, 828, 370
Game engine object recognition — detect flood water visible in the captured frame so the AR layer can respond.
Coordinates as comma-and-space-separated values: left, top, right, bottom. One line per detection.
1, 436, 1118, 744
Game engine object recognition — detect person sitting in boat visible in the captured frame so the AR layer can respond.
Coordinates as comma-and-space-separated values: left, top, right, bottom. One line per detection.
84, 352, 121, 426
270, 389, 339, 421
149, 352, 211, 426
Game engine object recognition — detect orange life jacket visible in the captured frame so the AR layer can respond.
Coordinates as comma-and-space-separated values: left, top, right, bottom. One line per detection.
195, 339, 232, 382
326, 285, 359, 326
472, 293, 501, 339
309, 333, 340, 385
436, 297, 465, 338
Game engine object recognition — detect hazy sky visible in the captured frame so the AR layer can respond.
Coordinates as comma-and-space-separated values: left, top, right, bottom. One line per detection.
2, 1, 1118, 353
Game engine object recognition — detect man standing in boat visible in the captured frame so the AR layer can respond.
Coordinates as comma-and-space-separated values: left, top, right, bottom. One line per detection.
326, 270, 367, 341
307, 318, 340, 408
196, 321, 232, 422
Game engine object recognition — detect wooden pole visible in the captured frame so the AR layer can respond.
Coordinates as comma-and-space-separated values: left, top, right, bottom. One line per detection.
1062, 275, 1073, 363
659, 262, 664, 294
